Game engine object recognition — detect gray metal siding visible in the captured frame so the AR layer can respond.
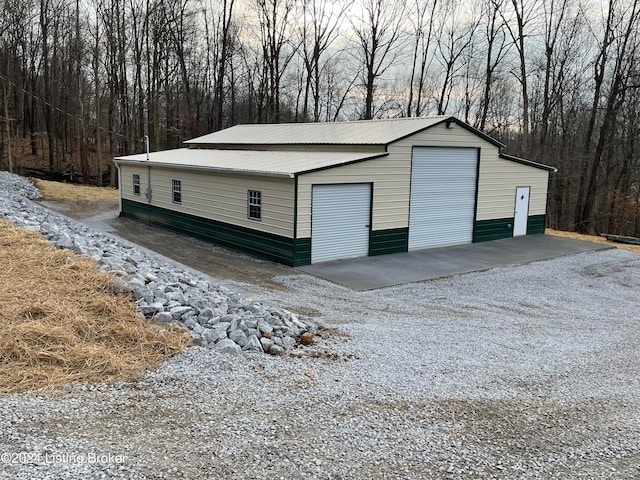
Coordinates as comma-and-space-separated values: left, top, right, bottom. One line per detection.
409, 147, 478, 250
311, 184, 371, 263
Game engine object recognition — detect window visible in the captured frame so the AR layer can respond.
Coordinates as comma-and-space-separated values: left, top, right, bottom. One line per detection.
133, 175, 140, 195
247, 190, 261, 220
172, 180, 182, 204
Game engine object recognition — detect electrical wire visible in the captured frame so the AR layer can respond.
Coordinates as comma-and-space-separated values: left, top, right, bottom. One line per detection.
0, 72, 127, 140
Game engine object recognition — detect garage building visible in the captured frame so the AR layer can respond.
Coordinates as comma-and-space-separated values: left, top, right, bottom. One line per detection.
113, 116, 556, 266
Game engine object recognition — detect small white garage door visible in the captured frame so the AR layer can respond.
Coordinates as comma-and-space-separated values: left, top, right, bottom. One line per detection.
311, 184, 371, 263
409, 147, 478, 250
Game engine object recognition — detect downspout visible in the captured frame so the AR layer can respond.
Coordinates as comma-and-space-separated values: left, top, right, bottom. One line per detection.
144, 135, 152, 223
292, 173, 298, 266
144, 134, 152, 204
116, 161, 122, 216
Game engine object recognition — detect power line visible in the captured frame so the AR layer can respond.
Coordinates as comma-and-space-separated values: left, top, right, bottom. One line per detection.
0, 72, 128, 140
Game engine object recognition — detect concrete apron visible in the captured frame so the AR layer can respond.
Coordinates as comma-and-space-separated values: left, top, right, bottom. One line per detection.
38, 201, 611, 292
297, 235, 613, 291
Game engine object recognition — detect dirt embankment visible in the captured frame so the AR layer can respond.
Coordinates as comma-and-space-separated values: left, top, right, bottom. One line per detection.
33, 179, 119, 202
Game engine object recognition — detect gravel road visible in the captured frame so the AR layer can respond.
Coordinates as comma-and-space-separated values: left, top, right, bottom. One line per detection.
1, 179, 640, 478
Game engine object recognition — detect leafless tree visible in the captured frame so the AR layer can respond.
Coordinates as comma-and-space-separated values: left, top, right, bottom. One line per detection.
298, 0, 351, 122
501, 0, 540, 152
350, 0, 407, 119
575, 0, 640, 233
406, 0, 437, 117
433, 0, 479, 115
252, 0, 297, 123
477, 0, 510, 131
0, 0, 638, 234
40, 0, 55, 170
209, 0, 237, 130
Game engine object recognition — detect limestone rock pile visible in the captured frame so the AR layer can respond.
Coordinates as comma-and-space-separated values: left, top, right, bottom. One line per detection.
0, 171, 316, 354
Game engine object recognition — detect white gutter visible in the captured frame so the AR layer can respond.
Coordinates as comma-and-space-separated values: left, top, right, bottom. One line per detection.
114, 159, 294, 178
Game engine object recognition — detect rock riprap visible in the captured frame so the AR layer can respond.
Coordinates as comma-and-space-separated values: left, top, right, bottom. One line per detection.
0, 171, 317, 353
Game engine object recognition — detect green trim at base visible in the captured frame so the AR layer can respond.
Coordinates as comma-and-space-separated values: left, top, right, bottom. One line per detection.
474, 218, 514, 243
527, 214, 546, 235
474, 214, 547, 242
292, 238, 311, 266
121, 199, 306, 266
370, 227, 409, 256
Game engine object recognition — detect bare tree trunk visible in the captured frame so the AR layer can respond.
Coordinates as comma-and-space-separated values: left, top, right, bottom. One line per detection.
513, 0, 529, 151
576, 0, 640, 233
255, 0, 296, 123
3, 76, 12, 173
479, 0, 508, 131
573, 1, 615, 230
501, 0, 533, 153
214, 0, 235, 131
95, 49, 103, 188
351, 0, 407, 120
433, 3, 478, 116
40, 0, 55, 171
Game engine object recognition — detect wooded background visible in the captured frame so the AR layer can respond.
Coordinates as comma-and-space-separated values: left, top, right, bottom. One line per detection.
0, 0, 639, 236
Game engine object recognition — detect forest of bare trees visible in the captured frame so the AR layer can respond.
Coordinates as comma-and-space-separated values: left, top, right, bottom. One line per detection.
0, 0, 639, 236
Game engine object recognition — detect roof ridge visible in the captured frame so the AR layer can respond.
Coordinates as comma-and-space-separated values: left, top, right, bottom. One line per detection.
231, 116, 449, 128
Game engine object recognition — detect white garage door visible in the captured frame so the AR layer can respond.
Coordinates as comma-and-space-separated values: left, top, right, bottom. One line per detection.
311, 184, 371, 263
409, 147, 478, 250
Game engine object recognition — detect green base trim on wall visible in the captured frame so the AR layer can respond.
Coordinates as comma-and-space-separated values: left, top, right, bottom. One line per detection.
370, 227, 409, 256
474, 214, 547, 242
292, 238, 311, 267
526, 214, 546, 235
121, 200, 547, 266
473, 217, 514, 243
121, 199, 305, 266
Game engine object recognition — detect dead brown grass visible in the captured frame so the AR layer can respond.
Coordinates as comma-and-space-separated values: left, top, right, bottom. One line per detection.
546, 228, 640, 254
0, 220, 191, 394
33, 178, 119, 202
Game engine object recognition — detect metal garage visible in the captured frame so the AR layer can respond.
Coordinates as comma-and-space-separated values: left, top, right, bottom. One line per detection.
409, 147, 478, 250
311, 184, 371, 263
114, 116, 556, 267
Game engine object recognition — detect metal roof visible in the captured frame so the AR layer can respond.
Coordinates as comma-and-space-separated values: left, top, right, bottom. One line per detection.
499, 153, 557, 172
113, 148, 388, 177
185, 116, 452, 146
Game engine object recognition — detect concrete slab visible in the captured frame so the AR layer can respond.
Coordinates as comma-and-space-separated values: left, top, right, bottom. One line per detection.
38, 200, 613, 292
297, 235, 613, 290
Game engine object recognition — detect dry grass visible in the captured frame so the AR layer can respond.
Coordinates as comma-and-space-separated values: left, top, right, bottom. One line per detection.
546, 228, 640, 254
33, 178, 119, 202
0, 220, 191, 394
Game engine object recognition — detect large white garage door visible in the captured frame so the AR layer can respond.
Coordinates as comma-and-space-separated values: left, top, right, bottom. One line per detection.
311, 184, 371, 263
409, 147, 478, 250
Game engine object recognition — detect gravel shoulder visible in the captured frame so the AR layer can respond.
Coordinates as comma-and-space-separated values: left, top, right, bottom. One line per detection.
2, 179, 640, 479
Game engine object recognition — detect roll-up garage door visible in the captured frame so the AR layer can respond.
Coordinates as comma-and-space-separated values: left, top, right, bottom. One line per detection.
311, 184, 371, 263
408, 147, 478, 250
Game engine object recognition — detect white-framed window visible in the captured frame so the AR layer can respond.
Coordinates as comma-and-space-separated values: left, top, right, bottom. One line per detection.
133, 174, 140, 195
172, 180, 182, 204
247, 190, 261, 220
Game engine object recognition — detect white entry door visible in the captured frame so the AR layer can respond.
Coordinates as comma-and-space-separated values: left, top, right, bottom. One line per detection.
311, 184, 371, 263
513, 186, 531, 236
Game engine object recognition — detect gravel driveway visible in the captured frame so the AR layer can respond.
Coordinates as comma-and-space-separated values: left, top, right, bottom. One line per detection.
2, 194, 640, 478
